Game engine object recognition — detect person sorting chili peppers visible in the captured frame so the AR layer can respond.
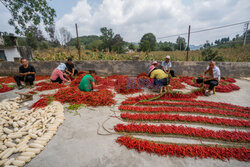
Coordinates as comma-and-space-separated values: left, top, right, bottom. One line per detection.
50, 63, 70, 84
196, 61, 221, 96
161, 55, 176, 77
14, 58, 36, 89
78, 70, 102, 92
65, 57, 78, 76
149, 63, 170, 92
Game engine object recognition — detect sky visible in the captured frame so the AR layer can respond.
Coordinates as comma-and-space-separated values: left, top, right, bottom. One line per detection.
0, 0, 249, 45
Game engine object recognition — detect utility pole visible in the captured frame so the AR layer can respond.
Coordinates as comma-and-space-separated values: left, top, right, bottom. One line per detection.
186, 25, 191, 61
75, 23, 81, 60
243, 22, 249, 47
179, 36, 181, 50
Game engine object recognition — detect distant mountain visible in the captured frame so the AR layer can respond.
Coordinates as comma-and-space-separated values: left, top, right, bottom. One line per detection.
189, 44, 203, 50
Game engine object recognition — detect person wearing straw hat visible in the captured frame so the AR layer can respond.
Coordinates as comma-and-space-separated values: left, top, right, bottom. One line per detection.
162, 55, 175, 77
148, 61, 159, 76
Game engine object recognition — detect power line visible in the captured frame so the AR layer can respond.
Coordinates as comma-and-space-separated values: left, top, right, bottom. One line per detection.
158, 20, 250, 39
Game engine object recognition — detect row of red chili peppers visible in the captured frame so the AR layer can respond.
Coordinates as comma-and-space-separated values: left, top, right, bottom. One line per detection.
116, 136, 249, 161
123, 96, 250, 111
122, 90, 204, 104
122, 100, 250, 113
120, 113, 250, 127
114, 123, 250, 142
118, 105, 250, 119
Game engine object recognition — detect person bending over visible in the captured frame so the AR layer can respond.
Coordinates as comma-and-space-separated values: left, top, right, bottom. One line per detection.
162, 55, 175, 77
197, 61, 221, 96
78, 70, 102, 92
65, 57, 78, 76
50, 63, 70, 84
149, 66, 170, 92
14, 58, 36, 89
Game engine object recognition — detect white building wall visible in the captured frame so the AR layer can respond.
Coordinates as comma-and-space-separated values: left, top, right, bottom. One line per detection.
4, 47, 21, 61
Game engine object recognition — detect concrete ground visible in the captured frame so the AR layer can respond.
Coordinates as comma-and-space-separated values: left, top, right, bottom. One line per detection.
0, 79, 249, 167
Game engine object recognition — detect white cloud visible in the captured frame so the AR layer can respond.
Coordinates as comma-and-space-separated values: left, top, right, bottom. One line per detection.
56, 0, 250, 45
0, 4, 14, 33
1, 0, 249, 45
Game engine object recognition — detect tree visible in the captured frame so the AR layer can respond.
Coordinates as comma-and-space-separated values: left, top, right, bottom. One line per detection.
100, 27, 114, 51
139, 33, 156, 52
46, 25, 60, 47
87, 40, 103, 51
128, 43, 135, 50
157, 41, 174, 51
46, 25, 56, 41
0, 0, 56, 35
111, 34, 124, 53
175, 36, 186, 50
58, 27, 72, 46
203, 40, 211, 48
201, 47, 224, 61
24, 25, 45, 50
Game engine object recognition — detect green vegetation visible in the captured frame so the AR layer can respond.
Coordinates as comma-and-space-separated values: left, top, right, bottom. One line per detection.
33, 44, 250, 62
1, 0, 56, 35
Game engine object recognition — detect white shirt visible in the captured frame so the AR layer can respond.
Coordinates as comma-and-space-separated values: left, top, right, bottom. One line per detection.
206, 66, 221, 81
162, 61, 172, 70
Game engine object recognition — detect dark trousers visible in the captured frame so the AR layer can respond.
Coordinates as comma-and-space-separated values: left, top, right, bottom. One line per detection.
14, 75, 35, 86
197, 78, 218, 90
51, 77, 63, 84
66, 69, 78, 76
170, 70, 175, 77
154, 78, 170, 87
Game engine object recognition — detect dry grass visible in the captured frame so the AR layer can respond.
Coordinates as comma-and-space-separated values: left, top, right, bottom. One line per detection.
33, 45, 250, 62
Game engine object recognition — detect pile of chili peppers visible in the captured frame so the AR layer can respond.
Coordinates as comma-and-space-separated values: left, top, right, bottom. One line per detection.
179, 76, 240, 93
169, 78, 186, 89
116, 136, 250, 161
31, 97, 50, 109
216, 83, 240, 92
0, 76, 49, 84
115, 76, 144, 94
35, 82, 66, 91
0, 84, 14, 93
52, 87, 115, 106
137, 72, 149, 79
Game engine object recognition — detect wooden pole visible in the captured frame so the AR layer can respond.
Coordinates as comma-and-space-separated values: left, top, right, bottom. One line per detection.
186, 25, 191, 61
75, 23, 81, 60
243, 22, 249, 47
